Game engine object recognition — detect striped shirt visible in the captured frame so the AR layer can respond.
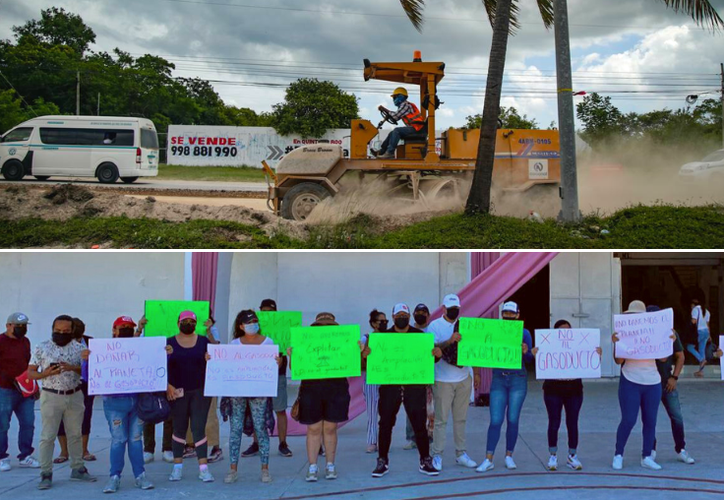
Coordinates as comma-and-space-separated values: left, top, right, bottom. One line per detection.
390, 101, 416, 123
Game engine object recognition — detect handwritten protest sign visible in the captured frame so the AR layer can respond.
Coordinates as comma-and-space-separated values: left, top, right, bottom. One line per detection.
366, 334, 434, 385
257, 311, 302, 353
457, 318, 523, 369
204, 344, 279, 397
614, 308, 674, 359
290, 325, 361, 380
88, 337, 167, 395
534, 329, 601, 379
144, 300, 209, 337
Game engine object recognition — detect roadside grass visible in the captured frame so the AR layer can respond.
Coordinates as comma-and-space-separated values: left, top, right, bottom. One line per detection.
156, 164, 267, 182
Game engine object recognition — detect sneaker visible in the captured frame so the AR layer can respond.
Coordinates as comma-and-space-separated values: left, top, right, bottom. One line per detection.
224, 470, 238, 484
169, 466, 183, 481
37, 473, 52, 490
366, 444, 378, 454
0, 459, 10, 472
612, 454, 623, 470
372, 458, 389, 478
456, 453, 477, 469
182, 446, 197, 459
476, 458, 494, 473
261, 468, 272, 483
305, 464, 318, 482
567, 454, 583, 470
678, 449, 695, 464
650, 449, 657, 460
70, 466, 97, 482
547, 455, 558, 471
403, 440, 417, 450
370, 148, 381, 157
162, 451, 174, 463
135, 472, 154, 490
19, 456, 40, 468
103, 475, 120, 494
419, 457, 439, 476
504, 456, 517, 470
379, 152, 395, 159
199, 468, 214, 482
432, 455, 443, 471
278, 442, 293, 458
143, 452, 154, 464
325, 463, 337, 480
241, 442, 259, 458
208, 446, 223, 463
641, 456, 662, 470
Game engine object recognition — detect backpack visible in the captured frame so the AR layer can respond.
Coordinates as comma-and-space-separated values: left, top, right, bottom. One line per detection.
135, 392, 171, 424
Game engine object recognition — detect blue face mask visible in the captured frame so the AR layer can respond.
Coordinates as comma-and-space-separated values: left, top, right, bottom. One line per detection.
393, 95, 406, 107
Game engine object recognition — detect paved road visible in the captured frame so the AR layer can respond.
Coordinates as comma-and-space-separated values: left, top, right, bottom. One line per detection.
0, 177, 267, 193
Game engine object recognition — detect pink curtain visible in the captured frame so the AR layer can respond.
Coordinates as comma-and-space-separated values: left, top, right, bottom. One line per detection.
192, 253, 218, 313
471, 253, 500, 395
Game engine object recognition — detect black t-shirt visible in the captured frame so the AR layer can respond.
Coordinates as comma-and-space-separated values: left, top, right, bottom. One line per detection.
167, 335, 210, 391
656, 332, 684, 381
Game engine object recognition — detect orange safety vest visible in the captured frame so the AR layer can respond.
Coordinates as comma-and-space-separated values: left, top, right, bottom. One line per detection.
402, 102, 425, 131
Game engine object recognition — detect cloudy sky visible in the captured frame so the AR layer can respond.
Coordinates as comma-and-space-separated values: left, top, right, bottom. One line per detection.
2, 0, 723, 130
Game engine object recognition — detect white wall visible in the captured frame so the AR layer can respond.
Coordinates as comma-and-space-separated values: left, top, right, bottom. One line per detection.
0, 253, 185, 347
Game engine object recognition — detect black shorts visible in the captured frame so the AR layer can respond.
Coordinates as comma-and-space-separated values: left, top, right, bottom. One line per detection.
298, 378, 350, 425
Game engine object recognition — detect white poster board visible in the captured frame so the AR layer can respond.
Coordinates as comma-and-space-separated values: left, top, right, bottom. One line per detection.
614, 308, 674, 360
88, 337, 167, 395
204, 344, 279, 397
534, 329, 601, 379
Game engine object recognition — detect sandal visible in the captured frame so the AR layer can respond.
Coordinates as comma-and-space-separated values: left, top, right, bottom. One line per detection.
83, 453, 97, 462
53, 455, 69, 464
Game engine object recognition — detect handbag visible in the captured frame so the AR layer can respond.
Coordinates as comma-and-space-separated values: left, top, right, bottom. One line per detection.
135, 392, 171, 424
14, 370, 39, 400
290, 395, 301, 422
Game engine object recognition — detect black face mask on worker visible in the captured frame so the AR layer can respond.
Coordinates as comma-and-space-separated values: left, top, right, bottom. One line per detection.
12, 325, 27, 339
179, 323, 196, 335
414, 314, 428, 326
446, 308, 460, 321
118, 327, 135, 338
52, 332, 73, 347
394, 317, 410, 329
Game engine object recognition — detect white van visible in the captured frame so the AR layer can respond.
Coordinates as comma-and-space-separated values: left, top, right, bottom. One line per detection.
0, 116, 159, 183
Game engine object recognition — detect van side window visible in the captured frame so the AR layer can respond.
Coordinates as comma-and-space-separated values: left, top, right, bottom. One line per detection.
1, 127, 33, 143
141, 129, 159, 149
40, 128, 134, 146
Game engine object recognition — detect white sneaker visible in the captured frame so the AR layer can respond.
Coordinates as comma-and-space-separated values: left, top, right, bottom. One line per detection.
641, 456, 662, 470
678, 449, 695, 464
18, 456, 39, 468
432, 455, 443, 471
169, 466, 183, 481
650, 449, 657, 461
162, 451, 174, 463
612, 455, 623, 470
547, 455, 557, 471
198, 468, 214, 482
504, 456, 517, 470
455, 453, 477, 469
305, 464, 318, 482
476, 458, 494, 473
0, 459, 10, 472
324, 463, 337, 480
567, 454, 583, 470
143, 452, 154, 464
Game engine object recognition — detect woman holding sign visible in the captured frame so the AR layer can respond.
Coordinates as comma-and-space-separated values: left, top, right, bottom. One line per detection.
361, 309, 387, 454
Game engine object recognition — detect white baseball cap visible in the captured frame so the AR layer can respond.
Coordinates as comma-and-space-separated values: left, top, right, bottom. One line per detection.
502, 301, 519, 313
392, 303, 410, 316
443, 294, 461, 308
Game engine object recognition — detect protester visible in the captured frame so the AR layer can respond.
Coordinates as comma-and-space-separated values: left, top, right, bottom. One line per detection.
649, 305, 695, 464
56, 318, 95, 464
477, 301, 533, 473
405, 304, 430, 450
371, 304, 440, 478
687, 297, 711, 377
243, 298, 293, 459
0, 313, 40, 472
80, 316, 154, 493
288, 312, 356, 482
223, 310, 278, 484
28, 315, 96, 489
532, 319, 602, 471
166, 311, 213, 482
429, 294, 479, 471
361, 309, 386, 454
611, 300, 675, 471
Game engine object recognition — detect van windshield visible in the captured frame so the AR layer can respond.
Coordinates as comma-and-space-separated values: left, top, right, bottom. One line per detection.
701, 151, 724, 162
1, 127, 33, 143
141, 128, 159, 149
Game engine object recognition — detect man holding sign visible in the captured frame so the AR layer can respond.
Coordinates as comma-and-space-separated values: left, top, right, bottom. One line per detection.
611, 300, 675, 472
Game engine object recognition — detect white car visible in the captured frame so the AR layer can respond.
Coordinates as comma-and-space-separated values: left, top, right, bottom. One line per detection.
678, 149, 724, 179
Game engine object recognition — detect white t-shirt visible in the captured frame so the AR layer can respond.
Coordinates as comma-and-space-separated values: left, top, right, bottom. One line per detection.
692, 306, 710, 331
230, 336, 274, 346
428, 317, 473, 383
621, 359, 660, 385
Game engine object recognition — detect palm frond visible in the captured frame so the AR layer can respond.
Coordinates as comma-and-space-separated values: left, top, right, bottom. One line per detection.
536, 0, 554, 30
398, 0, 425, 33
482, 0, 521, 34
658, 0, 724, 31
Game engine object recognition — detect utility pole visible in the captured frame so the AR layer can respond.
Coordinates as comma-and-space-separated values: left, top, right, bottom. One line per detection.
553, 0, 580, 222
76, 70, 80, 116
720, 63, 723, 148
97, 93, 100, 116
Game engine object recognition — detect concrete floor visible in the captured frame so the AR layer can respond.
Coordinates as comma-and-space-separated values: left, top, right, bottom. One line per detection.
2, 380, 724, 499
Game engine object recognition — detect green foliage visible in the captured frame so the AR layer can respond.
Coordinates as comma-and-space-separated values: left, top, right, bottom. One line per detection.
0, 89, 59, 134
271, 78, 359, 138
12, 7, 95, 57
156, 164, 267, 182
464, 106, 538, 130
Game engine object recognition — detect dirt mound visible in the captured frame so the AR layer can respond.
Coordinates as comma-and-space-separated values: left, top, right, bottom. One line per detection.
43, 184, 95, 204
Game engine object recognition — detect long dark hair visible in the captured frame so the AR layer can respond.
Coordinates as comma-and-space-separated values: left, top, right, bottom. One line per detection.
369, 309, 381, 327
554, 319, 571, 329
72, 317, 86, 339
692, 296, 708, 318
233, 309, 255, 339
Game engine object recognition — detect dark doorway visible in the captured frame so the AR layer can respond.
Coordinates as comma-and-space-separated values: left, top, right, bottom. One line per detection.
507, 264, 550, 339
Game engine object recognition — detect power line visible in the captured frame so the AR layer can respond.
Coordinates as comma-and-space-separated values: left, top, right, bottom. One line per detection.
0, 69, 37, 116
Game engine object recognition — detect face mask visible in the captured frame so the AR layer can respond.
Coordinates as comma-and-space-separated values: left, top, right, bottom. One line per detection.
179, 323, 196, 335
446, 308, 460, 321
394, 317, 409, 329
414, 314, 428, 326
118, 327, 135, 338
378, 320, 388, 331
52, 332, 72, 347
12, 325, 27, 339
244, 323, 260, 335
393, 95, 405, 106
503, 316, 517, 321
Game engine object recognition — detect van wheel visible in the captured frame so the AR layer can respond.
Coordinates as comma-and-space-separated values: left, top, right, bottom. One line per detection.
97, 163, 119, 184
280, 182, 331, 221
120, 177, 139, 184
34, 176, 51, 181
2, 160, 25, 181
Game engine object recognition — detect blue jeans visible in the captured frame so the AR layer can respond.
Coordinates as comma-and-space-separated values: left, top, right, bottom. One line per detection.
380, 126, 417, 154
654, 384, 686, 453
0, 387, 35, 460
686, 329, 710, 364
615, 374, 661, 458
486, 371, 528, 455
103, 396, 145, 478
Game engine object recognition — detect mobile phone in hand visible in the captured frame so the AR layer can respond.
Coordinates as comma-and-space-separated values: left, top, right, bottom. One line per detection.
173, 388, 184, 398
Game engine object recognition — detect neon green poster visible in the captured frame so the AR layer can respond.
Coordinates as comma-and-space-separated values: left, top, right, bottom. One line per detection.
257, 311, 302, 353
144, 300, 210, 337
366, 333, 434, 385
457, 317, 523, 369
290, 325, 361, 380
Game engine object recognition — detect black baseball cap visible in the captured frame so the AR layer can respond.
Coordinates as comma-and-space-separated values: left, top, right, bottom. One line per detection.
414, 303, 430, 314
260, 299, 277, 311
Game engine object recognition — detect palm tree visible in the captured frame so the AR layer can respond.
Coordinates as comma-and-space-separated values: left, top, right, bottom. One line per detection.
398, 0, 723, 217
